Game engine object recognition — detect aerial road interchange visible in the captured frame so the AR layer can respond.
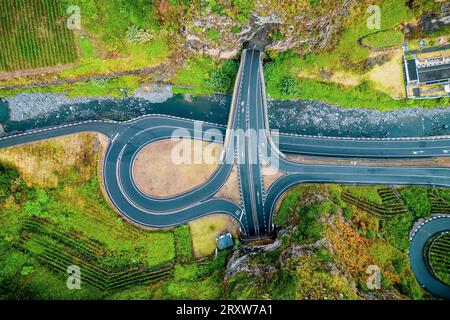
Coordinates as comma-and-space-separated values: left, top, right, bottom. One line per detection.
0, 48, 449, 298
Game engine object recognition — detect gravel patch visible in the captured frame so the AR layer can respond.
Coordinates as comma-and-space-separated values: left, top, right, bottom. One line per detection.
5, 93, 95, 121
133, 84, 173, 103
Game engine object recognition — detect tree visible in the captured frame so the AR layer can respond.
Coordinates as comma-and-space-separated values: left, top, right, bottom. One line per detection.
400, 187, 431, 219
222, 60, 239, 78
20, 266, 35, 276
0, 162, 19, 203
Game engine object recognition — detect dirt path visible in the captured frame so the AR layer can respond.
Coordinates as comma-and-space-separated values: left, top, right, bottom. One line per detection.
0, 47, 190, 90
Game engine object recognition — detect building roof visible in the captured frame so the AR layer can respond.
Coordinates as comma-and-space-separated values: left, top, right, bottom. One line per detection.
406, 59, 418, 82
216, 233, 233, 250
418, 63, 450, 83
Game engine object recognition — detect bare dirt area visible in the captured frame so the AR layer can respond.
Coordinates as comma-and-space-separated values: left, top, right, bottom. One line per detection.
215, 164, 240, 204
0, 132, 101, 187
0, 64, 75, 82
132, 139, 220, 198
368, 49, 405, 98
189, 214, 239, 258
261, 158, 284, 193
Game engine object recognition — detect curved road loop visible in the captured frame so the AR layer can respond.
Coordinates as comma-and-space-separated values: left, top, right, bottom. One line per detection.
409, 217, 450, 299
0, 48, 449, 298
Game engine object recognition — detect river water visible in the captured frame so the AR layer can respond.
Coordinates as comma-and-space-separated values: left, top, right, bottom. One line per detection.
0, 93, 449, 138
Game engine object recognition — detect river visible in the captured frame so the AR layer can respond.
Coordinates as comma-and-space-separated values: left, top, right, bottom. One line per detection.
0, 93, 449, 138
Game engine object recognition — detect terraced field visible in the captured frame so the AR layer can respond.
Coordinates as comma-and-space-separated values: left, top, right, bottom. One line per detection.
0, 0, 77, 72
19, 217, 173, 292
428, 232, 450, 286
341, 187, 409, 218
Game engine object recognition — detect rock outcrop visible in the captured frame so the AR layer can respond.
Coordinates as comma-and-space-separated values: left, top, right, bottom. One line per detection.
179, 0, 358, 58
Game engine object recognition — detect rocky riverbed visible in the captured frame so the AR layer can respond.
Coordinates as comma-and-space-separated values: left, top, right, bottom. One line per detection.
1, 88, 450, 138
268, 100, 450, 138
5, 93, 94, 122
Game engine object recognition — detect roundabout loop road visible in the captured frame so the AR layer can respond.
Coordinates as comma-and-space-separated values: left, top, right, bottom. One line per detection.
0, 48, 449, 297
409, 217, 450, 299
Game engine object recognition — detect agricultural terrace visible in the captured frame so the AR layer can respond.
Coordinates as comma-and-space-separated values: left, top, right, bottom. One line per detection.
0, 0, 77, 72
428, 232, 450, 286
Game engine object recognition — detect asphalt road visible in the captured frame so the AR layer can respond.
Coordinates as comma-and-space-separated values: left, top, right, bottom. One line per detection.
276, 133, 450, 158
0, 48, 449, 298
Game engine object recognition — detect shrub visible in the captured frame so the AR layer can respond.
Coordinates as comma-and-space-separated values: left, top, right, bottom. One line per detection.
222, 60, 239, 78
380, 214, 414, 251
310, 0, 320, 8
0, 162, 20, 203
174, 225, 193, 263
304, 52, 316, 63
270, 31, 285, 41
343, 205, 355, 220
206, 29, 221, 41
20, 266, 35, 276
206, 70, 232, 92
231, 26, 241, 34
279, 76, 298, 96
268, 269, 299, 299
400, 187, 431, 219
125, 25, 154, 45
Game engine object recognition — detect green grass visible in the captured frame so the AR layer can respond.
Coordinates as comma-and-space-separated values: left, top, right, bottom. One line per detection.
59, 0, 160, 53
67, 75, 141, 98
0, 135, 237, 299
0, 0, 169, 91
172, 55, 225, 94
77, 36, 97, 60
0, 74, 141, 98
174, 225, 193, 263
156, 253, 228, 299
60, 36, 169, 79
343, 186, 383, 206
0, 0, 77, 71
274, 186, 304, 225
361, 29, 404, 49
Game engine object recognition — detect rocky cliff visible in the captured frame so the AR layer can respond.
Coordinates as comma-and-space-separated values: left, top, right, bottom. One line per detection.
176, 0, 359, 58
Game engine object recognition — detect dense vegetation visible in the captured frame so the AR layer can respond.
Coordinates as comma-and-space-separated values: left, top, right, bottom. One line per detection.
360, 29, 404, 49
0, 134, 236, 299
0, 0, 77, 71
227, 183, 432, 299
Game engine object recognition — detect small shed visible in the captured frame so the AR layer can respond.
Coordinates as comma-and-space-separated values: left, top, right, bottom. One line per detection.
216, 233, 234, 250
